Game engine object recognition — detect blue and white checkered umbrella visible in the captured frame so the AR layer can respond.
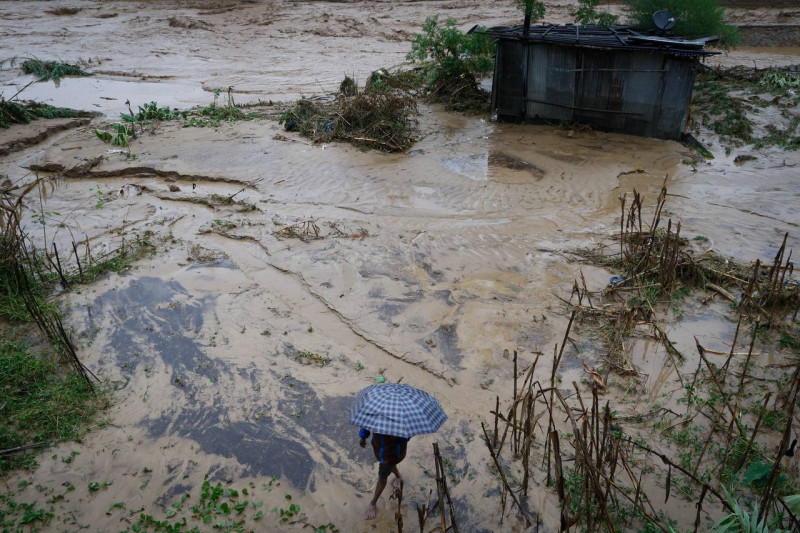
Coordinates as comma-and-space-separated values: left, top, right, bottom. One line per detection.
350, 383, 447, 439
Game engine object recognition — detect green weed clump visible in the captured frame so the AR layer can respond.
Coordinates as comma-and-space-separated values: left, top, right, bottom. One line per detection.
0, 101, 82, 129
122, 101, 181, 123
406, 15, 495, 112
622, 0, 739, 46
0, 342, 107, 472
183, 90, 259, 128
94, 122, 134, 147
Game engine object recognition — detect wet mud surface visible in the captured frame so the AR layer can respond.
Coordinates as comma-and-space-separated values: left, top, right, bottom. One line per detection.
1, 2, 799, 532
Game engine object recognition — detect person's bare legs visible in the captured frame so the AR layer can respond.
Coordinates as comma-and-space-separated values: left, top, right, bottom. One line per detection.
365, 466, 403, 519
365, 476, 386, 519
391, 466, 403, 489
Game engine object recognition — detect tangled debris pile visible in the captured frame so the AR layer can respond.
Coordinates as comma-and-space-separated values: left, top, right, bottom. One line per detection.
279, 74, 418, 152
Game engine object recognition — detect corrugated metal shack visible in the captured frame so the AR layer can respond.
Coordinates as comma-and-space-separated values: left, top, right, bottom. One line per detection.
485, 25, 716, 140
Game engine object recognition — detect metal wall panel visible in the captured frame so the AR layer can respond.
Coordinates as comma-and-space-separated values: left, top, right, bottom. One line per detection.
618, 52, 667, 137
526, 44, 576, 122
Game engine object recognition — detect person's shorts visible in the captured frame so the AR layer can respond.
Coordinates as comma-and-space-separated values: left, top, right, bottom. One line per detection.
378, 462, 397, 480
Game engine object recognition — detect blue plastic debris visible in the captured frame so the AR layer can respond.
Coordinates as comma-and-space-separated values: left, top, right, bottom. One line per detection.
609, 276, 626, 287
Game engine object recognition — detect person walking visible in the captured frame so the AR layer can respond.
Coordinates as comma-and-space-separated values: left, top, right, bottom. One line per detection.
358, 428, 408, 519
350, 383, 446, 520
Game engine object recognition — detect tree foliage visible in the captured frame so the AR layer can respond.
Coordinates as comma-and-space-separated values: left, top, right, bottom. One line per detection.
622, 0, 739, 46
515, 0, 546, 24
575, 0, 618, 27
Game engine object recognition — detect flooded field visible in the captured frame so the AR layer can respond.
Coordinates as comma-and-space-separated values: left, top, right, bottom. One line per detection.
1, 1, 799, 532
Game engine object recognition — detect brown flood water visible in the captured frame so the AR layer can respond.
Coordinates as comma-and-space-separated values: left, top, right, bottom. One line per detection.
1, 2, 799, 532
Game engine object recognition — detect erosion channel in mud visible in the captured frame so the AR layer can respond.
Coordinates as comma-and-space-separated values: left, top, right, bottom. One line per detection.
1, 1, 799, 532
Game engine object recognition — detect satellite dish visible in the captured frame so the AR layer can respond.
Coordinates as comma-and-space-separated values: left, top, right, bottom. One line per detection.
653, 10, 677, 31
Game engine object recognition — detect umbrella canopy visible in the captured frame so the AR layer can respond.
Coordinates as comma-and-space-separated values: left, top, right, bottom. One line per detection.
350, 383, 447, 439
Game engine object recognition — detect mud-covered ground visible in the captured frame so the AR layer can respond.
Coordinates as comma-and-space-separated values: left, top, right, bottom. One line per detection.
1, 2, 799, 532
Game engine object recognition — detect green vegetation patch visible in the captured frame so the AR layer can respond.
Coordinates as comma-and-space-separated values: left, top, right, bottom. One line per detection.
694, 67, 800, 150
0, 342, 108, 472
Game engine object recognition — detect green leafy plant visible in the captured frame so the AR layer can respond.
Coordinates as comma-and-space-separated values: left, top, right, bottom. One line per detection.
711, 489, 787, 532
785, 494, 800, 516
121, 101, 180, 123
622, 0, 739, 46
183, 90, 253, 128
0, 494, 54, 530
407, 15, 494, 85
95, 122, 134, 147
575, 0, 618, 26
760, 71, 800, 91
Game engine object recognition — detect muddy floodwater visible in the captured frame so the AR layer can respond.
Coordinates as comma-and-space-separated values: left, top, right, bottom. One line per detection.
1, 2, 799, 532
